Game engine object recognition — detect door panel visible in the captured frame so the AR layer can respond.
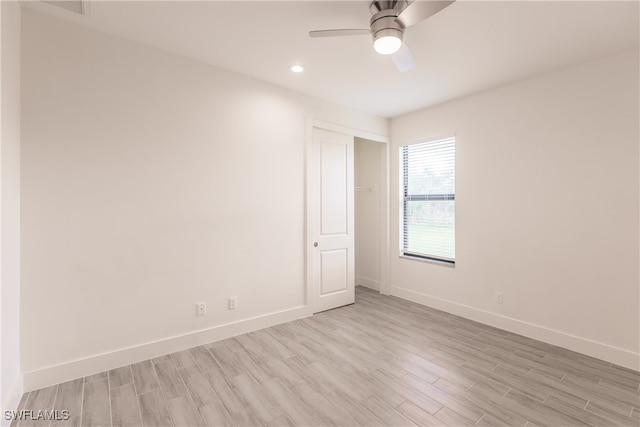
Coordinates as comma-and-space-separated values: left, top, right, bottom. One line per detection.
320, 249, 348, 295
320, 141, 348, 235
310, 128, 354, 313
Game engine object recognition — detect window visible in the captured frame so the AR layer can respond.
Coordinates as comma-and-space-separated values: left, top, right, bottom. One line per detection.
401, 136, 455, 263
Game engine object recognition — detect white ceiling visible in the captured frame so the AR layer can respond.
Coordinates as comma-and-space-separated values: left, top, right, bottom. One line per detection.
25, 0, 640, 118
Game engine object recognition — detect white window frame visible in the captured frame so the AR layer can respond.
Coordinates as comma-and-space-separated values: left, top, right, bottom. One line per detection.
400, 136, 456, 265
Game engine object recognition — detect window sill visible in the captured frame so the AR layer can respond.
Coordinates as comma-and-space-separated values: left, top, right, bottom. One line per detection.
399, 254, 455, 268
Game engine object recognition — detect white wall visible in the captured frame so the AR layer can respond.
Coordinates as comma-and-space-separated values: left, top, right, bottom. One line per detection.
21, 9, 387, 390
355, 138, 382, 291
1, 0, 22, 415
390, 49, 640, 369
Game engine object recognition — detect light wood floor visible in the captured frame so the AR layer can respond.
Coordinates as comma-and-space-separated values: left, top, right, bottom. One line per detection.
13, 287, 640, 427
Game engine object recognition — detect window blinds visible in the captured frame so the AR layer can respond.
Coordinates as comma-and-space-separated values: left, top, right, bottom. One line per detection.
401, 137, 455, 262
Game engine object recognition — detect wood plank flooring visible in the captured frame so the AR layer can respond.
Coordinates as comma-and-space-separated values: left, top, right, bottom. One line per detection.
12, 287, 640, 426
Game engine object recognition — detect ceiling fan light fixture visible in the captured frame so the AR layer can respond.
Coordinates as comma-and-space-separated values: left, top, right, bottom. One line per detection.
373, 34, 402, 55
370, 8, 404, 55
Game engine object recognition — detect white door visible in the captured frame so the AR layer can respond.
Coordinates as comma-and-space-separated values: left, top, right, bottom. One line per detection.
308, 128, 355, 313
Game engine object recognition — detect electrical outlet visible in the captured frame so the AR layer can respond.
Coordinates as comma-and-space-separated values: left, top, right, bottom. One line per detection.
196, 303, 206, 316
496, 292, 503, 304
228, 296, 238, 310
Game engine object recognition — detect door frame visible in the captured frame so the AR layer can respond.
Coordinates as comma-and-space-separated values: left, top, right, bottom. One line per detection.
305, 119, 390, 313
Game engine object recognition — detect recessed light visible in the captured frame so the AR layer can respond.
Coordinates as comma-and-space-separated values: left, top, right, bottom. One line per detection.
289, 64, 305, 73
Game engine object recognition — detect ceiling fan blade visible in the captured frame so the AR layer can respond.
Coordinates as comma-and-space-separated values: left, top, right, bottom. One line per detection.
391, 43, 416, 72
309, 29, 371, 38
397, 1, 455, 28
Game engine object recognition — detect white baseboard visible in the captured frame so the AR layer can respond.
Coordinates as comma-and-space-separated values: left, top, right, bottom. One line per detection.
23, 305, 311, 392
1, 374, 24, 426
391, 286, 640, 371
356, 276, 381, 291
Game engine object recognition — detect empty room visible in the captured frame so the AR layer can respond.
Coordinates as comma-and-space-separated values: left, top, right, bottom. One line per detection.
1, 0, 639, 426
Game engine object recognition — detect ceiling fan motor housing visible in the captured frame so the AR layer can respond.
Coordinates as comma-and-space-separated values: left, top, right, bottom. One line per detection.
370, 8, 405, 45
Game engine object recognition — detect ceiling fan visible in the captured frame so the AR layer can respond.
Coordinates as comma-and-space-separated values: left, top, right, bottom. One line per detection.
309, 0, 455, 72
